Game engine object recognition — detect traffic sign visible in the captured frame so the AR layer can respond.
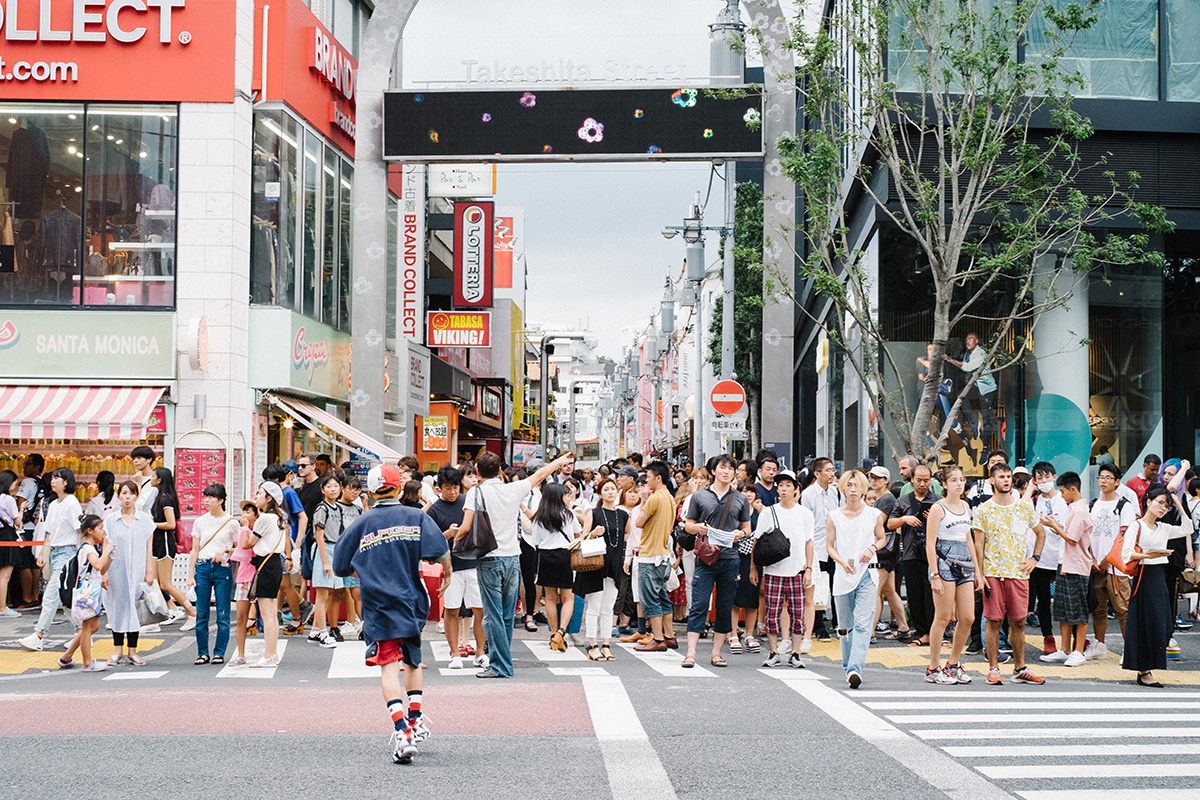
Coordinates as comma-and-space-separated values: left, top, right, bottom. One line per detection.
709, 417, 747, 435
710, 379, 746, 416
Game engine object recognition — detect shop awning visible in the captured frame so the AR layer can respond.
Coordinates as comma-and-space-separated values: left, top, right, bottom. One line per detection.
0, 386, 165, 440
265, 393, 404, 463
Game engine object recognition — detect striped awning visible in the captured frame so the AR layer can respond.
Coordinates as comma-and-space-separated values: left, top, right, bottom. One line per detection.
265, 393, 404, 463
0, 386, 166, 440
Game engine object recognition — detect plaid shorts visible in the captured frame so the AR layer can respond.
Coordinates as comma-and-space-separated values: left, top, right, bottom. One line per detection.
763, 573, 807, 636
1053, 571, 1090, 625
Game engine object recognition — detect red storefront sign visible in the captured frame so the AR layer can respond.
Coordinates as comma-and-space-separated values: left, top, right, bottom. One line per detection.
254, 0, 356, 157
453, 201, 493, 307
0, 0, 236, 102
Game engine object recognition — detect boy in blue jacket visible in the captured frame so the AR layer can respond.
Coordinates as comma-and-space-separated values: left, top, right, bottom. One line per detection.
334, 463, 450, 764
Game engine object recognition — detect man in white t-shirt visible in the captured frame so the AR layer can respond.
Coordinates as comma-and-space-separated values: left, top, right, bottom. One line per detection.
458, 451, 571, 679
1087, 463, 1137, 660
131, 445, 158, 514
1031, 461, 1067, 655
752, 471, 814, 668
801, 457, 841, 645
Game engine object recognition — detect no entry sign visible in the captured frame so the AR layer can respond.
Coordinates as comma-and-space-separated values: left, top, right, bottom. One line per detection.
710, 380, 746, 416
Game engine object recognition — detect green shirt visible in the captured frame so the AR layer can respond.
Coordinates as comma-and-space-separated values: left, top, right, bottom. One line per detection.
901, 478, 943, 497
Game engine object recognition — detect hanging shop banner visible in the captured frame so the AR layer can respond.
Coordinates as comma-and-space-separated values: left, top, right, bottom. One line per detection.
0, 0, 236, 103
247, 307, 351, 402
422, 416, 449, 451
427, 311, 491, 349
0, 310, 175, 379
428, 164, 496, 197
397, 163, 426, 342
406, 340, 431, 418
452, 201, 493, 307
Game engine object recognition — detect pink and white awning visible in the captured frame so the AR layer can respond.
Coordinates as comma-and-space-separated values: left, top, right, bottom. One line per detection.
0, 386, 166, 440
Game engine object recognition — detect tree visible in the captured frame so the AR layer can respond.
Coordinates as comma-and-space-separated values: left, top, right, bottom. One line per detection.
709, 180, 765, 454
751, 0, 1171, 463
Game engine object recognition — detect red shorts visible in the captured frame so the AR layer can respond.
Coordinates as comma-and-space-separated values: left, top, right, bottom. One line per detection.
983, 576, 1030, 622
364, 636, 423, 668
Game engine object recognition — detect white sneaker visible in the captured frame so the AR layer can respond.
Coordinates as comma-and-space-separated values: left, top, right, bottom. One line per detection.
0, 608, 21, 618
474, 654, 489, 669
17, 633, 43, 651
800, 638, 813, 654
318, 631, 338, 649
448, 656, 464, 669
163, 608, 185, 625
777, 638, 791, 654
139, 623, 161, 634
1063, 650, 1087, 667
1084, 640, 1108, 660
436, 620, 445, 634
180, 615, 197, 632
1039, 650, 1069, 663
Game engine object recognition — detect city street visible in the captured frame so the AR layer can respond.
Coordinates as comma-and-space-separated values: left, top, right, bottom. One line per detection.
2, 611, 1198, 799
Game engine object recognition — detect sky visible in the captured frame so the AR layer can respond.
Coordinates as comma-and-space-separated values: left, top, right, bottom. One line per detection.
400, 0, 802, 359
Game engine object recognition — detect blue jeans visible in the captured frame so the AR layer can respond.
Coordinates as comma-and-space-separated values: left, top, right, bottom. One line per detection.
194, 561, 233, 658
35, 545, 78, 634
687, 557, 739, 635
477, 556, 521, 677
833, 575, 876, 678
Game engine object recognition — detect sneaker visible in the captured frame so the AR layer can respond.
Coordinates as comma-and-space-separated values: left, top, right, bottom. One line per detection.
762, 651, 782, 668
997, 652, 1012, 664
1042, 635, 1057, 655
819, 632, 832, 643
1063, 650, 1087, 667
342, 620, 360, 637
300, 602, 315, 624
1084, 640, 1108, 660
874, 622, 889, 633
999, 644, 1013, 655
391, 726, 417, 764
436, 620, 445, 634
1039, 650, 1069, 664
448, 656, 464, 669
473, 654, 489, 669
1176, 616, 1193, 631
800, 638, 813, 654
847, 670, 862, 689
308, 630, 326, 643
164, 608, 186, 625
330, 627, 344, 643
926, 667, 957, 685
410, 714, 432, 743
987, 667, 1003, 685
0, 608, 21, 618
778, 638, 792, 654
945, 662, 971, 684
966, 641, 983, 655
139, 623, 161, 634
788, 653, 805, 669
318, 631, 338, 649
17, 633, 43, 651
1013, 667, 1046, 685
180, 615, 197, 632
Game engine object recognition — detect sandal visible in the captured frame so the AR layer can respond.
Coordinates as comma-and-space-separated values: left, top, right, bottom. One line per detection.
744, 637, 761, 653
1137, 671, 1164, 688
106, 655, 122, 667
227, 655, 246, 667
586, 645, 601, 661
524, 618, 538, 632
194, 655, 210, 665
212, 656, 225, 665
884, 629, 908, 640
127, 654, 146, 667
728, 637, 743, 654
710, 655, 728, 668
247, 624, 257, 636
600, 646, 615, 661
681, 655, 696, 668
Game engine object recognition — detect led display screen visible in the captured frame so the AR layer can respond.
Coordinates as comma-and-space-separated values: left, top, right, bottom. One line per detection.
383, 87, 763, 161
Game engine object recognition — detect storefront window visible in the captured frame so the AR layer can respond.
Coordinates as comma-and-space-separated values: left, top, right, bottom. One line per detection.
1166, 0, 1200, 101
251, 111, 300, 309
302, 131, 320, 319
83, 105, 178, 308
1026, 0, 1159, 100
321, 146, 338, 326
338, 161, 353, 331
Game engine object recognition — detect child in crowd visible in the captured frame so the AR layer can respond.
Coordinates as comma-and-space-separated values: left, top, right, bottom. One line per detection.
61, 515, 114, 673
228, 501, 259, 667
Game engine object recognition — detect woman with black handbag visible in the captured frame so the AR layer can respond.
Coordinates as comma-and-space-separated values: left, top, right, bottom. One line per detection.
247, 481, 289, 669
578, 477, 628, 661
530, 483, 581, 652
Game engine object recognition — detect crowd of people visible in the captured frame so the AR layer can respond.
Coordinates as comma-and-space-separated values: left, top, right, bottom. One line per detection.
3, 442, 1197, 762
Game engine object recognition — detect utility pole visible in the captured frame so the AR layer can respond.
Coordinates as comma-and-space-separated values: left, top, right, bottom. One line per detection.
711, 0, 744, 383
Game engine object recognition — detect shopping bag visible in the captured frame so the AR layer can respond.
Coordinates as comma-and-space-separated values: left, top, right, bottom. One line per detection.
142, 581, 169, 616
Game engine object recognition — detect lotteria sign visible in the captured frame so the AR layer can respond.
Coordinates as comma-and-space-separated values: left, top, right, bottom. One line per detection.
453, 201, 493, 307
0, 0, 236, 102
427, 311, 491, 348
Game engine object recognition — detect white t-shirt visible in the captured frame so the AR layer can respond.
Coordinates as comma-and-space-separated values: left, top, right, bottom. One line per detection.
192, 513, 237, 561
251, 512, 285, 557
463, 478, 532, 559
1034, 492, 1067, 570
43, 494, 83, 548
801, 482, 842, 562
934, 500, 972, 543
135, 474, 158, 514
828, 506, 882, 596
754, 502, 814, 577
1090, 496, 1137, 575
529, 515, 582, 551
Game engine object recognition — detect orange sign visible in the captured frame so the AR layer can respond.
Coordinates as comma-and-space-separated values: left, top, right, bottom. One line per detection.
494, 216, 514, 290
422, 416, 449, 451
0, 0, 236, 103
427, 312, 491, 349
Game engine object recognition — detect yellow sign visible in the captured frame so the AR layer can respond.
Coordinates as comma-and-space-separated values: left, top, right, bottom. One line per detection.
423, 416, 450, 451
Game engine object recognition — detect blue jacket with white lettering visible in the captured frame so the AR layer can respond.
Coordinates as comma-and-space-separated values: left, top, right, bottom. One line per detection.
333, 501, 448, 641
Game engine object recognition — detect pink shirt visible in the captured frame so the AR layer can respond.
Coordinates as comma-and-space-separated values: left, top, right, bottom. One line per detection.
230, 526, 256, 583
1058, 499, 1094, 576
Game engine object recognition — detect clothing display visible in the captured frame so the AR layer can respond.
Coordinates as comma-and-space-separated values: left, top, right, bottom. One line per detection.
7, 124, 48, 218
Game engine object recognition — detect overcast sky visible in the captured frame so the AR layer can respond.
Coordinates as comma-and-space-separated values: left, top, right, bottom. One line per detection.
401, 0, 800, 359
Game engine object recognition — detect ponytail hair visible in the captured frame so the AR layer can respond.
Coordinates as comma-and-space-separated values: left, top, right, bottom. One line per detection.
79, 514, 103, 537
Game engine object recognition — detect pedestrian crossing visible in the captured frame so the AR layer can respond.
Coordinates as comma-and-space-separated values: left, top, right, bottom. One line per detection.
851, 688, 1200, 798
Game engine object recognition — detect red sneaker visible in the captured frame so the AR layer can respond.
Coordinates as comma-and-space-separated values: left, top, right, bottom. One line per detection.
1043, 635, 1057, 655
987, 667, 1004, 686
1013, 667, 1046, 685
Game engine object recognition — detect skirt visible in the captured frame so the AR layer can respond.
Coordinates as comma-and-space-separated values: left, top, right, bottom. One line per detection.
0, 525, 19, 569
1124, 563, 1173, 672
249, 553, 284, 599
536, 548, 574, 589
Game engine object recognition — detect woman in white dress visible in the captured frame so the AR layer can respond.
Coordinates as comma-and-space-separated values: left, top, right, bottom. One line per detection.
103, 480, 155, 665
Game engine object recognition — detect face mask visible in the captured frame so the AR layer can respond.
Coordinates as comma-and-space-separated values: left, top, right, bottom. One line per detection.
1037, 481, 1054, 493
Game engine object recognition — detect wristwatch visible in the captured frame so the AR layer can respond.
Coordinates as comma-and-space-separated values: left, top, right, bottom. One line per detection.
928, 570, 939, 580
1031, 553, 1042, 562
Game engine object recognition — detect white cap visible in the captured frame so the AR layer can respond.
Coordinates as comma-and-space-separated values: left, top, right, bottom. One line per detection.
260, 480, 284, 507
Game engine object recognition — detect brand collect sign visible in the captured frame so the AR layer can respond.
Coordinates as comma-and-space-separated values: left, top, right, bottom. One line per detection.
0, 0, 236, 102
0, 310, 175, 379
427, 311, 490, 348
398, 164, 425, 342
453, 201, 493, 307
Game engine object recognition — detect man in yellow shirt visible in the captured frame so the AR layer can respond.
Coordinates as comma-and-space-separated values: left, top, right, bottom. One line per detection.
634, 461, 678, 651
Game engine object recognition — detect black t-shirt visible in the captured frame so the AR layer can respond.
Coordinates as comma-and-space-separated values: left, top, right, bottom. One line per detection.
686, 486, 752, 561
890, 490, 942, 562
297, 479, 323, 525
428, 496, 472, 570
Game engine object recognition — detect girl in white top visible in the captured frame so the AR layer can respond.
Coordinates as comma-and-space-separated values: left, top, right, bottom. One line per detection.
826, 470, 887, 689
247, 483, 289, 668
530, 483, 582, 652
0, 470, 21, 619
103, 480, 155, 664
59, 514, 114, 672
187, 484, 238, 665
23, 468, 83, 650
85, 471, 120, 520
924, 465, 984, 684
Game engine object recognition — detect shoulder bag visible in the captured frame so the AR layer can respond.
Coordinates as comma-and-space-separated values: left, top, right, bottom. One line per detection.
753, 506, 792, 568
695, 491, 736, 567
1105, 519, 1143, 577
453, 487, 498, 559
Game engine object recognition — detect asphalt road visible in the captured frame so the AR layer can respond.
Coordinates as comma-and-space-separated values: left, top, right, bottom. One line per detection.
2, 610, 1199, 800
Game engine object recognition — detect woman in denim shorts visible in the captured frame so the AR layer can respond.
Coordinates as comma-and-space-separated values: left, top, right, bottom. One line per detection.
924, 466, 985, 685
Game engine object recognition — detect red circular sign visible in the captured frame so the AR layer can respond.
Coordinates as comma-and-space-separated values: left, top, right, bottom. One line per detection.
710, 380, 746, 415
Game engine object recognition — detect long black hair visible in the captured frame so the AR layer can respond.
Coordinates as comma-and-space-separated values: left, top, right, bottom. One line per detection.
151, 467, 179, 521
532, 482, 573, 532
0, 469, 17, 498
95, 470, 115, 505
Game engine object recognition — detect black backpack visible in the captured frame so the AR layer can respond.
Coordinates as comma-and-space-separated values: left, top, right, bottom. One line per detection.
58, 546, 84, 606
1088, 496, 1129, 517
753, 506, 792, 568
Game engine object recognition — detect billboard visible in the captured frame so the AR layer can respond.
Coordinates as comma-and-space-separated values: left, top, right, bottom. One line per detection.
383, 87, 763, 162
453, 201, 494, 307
427, 311, 491, 348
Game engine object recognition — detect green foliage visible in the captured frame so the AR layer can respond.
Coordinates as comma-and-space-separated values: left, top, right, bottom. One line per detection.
709, 182, 765, 393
